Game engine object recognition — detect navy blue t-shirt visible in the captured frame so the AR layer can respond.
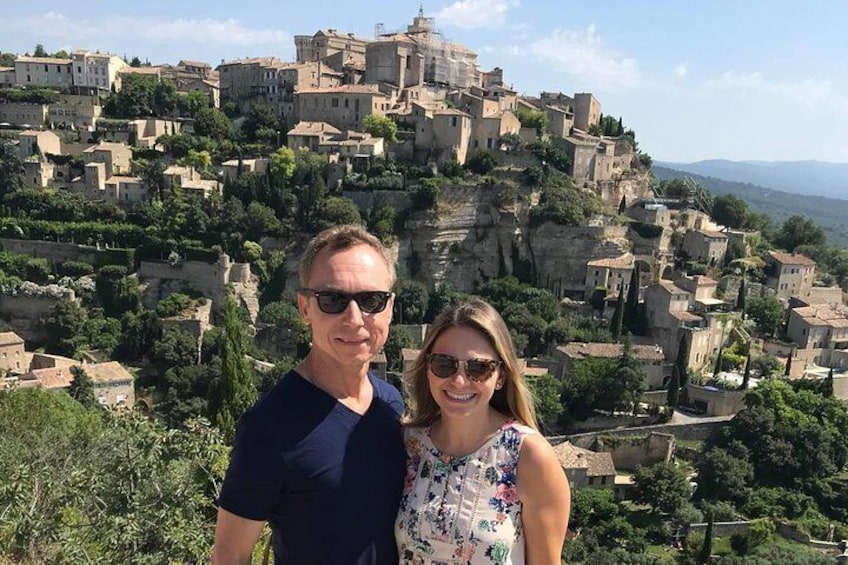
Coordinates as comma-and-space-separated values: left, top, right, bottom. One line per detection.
218, 370, 406, 564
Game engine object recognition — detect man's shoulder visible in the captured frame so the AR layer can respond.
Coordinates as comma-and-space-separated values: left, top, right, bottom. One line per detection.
369, 373, 404, 417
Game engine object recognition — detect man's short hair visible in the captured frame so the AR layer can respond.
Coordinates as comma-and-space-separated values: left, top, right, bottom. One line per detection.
298, 224, 396, 288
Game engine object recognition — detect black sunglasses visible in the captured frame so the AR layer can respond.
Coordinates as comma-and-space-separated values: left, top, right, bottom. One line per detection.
301, 289, 393, 315
426, 353, 502, 382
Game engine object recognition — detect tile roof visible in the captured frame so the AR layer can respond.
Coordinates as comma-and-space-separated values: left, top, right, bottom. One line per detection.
793, 304, 848, 328
558, 342, 665, 361
587, 253, 634, 269
0, 332, 24, 346
287, 121, 342, 137
553, 442, 617, 476
85, 361, 134, 384
768, 251, 816, 266
297, 84, 388, 96
16, 56, 72, 65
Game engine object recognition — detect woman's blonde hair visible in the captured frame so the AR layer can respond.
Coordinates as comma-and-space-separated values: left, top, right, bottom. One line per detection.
404, 298, 538, 430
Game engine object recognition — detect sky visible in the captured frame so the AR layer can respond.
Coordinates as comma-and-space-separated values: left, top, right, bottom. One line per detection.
4, 0, 848, 163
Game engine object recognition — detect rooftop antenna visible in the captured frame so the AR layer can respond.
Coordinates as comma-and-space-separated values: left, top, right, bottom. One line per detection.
419, 4, 424, 16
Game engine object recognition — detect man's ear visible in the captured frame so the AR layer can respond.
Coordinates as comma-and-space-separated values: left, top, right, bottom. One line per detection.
297, 292, 312, 325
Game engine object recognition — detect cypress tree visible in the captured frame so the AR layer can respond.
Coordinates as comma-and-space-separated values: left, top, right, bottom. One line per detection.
699, 516, 714, 564
713, 342, 724, 378
624, 265, 640, 333
736, 276, 746, 314
618, 195, 626, 215
675, 333, 690, 388
209, 297, 257, 443
740, 353, 751, 390
784, 349, 793, 377
824, 367, 834, 398
610, 286, 625, 340
68, 366, 98, 409
667, 364, 681, 408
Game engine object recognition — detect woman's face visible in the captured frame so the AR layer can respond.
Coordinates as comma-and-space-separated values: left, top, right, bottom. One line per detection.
426, 325, 503, 422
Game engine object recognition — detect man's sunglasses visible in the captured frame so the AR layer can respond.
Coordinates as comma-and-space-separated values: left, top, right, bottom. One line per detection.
426, 353, 502, 382
301, 289, 393, 315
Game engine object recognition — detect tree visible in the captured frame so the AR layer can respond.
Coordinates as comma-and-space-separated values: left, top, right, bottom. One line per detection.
526, 374, 563, 434
736, 276, 747, 314
699, 515, 714, 564
176, 149, 212, 172
384, 326, 412, 373
152, 80, 178, 116
311, 196, 362, 231
618, 195, 626, 215
241, 104, 280, 144
824, 367, 834, 398
0, 141, 25, 198
209, 298, 257, 442
667, 364, 681, 408
269, 146, 296, 188
632, 462, 691, 516
712, 194, 751, 229
34, 43, 48, 57
176, 90, 209, 117
465, 149, 497, 175
362, 114, 398, 144
514, 106, 547, 134
394, 279, 429, 324
777, 215, 826, 252
44, 300, 89, 358
740, 354, 752, 390
610, 287, 624, 340
783, 350, 792, 377
193, 107, 232, 140
68, 366, 98, 409
623, 266, 641, 334
746, 295, 785, 337
95, 265, 141, 318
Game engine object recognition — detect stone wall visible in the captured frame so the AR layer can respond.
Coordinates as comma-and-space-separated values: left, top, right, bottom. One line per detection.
688, 521, 750, 537
590, 432, 675, 470
557, 417, 733, 447
0, 238, 97, 265
342, 190, 412, 213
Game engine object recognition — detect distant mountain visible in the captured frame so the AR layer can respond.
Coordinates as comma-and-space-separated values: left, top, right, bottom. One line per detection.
654, 159, 848, 201
652, 165, 848, 249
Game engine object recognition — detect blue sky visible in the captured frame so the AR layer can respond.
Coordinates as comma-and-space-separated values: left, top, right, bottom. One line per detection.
5, 0, 847, 163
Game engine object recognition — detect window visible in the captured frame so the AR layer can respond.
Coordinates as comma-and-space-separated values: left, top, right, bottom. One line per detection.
344, 99, 349, 108
451, 116, 457, 127
332, 98, 339, 108
44, 65, 48, 72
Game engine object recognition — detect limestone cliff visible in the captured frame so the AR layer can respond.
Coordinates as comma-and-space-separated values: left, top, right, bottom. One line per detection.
397, 185, 632, 294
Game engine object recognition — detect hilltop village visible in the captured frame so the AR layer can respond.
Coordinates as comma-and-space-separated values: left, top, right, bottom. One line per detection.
1, 9, 848, 564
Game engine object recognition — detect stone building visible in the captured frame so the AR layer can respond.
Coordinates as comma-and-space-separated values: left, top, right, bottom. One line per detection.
553, 441, 617, 491
0, 332, 26, 374
18, 361, 135, 408
294, 29, 371, 71
554, 342, 666, 390
71, 50, 128, 92
765, 251, 816, 300
14, 56, 74, 88
297, 84, 391, 131
682, 229, 728, 264
573, 92, 601, 131
786, 303, 848, 368
0, 101, 48, 128
585, 252, 634, 299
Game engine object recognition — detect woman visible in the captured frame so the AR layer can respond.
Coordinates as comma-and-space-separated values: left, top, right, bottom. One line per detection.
396, 299, 570, 564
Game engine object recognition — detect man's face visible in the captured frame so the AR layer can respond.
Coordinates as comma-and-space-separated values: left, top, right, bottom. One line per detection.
298, 244, 394, 372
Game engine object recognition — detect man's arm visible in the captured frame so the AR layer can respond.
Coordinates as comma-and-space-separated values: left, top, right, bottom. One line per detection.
210, 507, 266, 565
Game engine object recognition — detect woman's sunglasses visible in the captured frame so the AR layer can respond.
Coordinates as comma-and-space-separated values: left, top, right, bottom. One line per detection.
426, 353, 502, 382
301, 289, 393, 315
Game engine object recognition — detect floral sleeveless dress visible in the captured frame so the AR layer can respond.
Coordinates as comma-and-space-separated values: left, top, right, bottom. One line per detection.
395, 420, 535, 564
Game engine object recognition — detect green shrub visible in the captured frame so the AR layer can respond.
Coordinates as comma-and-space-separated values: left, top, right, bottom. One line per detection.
58, 260, 95, 278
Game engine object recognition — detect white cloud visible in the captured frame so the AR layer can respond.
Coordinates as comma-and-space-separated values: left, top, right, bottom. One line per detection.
674, 64, 688, 78
529, 24, 639, 90
9, 12, 289, 47
705, 71, 841, 107
436, 0, 520, 30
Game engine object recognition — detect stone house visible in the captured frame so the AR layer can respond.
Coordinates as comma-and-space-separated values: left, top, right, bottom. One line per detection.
0, 67, 15, 87
18, 361, 135, 408
562, 134, 618, 185
17, 130, 62, 159
585, 252, 634, 299
765, 251, 816, 300
553, 441, 617, 491
286, 120, 384, 165
682, 229, 728, 265
786, 303, 848, 367
176, 77, 220, 109
0, 332, 26, 374
71, 50, 128, 92
0, 101, 48, 127
176, 60, 213, 79
554, 342, 666, 390
221, 158, 270, 183
98, 118, 182, 148
685, 383, 745, 416
47, 93, 102, 131
297, 84, 391, 131
573, 92, 601, 131
295, 29, 371, 71
14, 56, 74, 88
163, 165, 220, 198
83, 142, 132, 175
364, 12, 479, 89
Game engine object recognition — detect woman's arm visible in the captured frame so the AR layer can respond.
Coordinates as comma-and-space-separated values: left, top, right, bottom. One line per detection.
517, 434, 571, 564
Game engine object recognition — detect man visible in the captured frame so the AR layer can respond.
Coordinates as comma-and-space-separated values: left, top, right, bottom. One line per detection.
211, 225, 405, 564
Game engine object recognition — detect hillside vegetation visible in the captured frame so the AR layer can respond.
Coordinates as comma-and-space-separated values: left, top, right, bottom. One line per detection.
653, 165, 848, 248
